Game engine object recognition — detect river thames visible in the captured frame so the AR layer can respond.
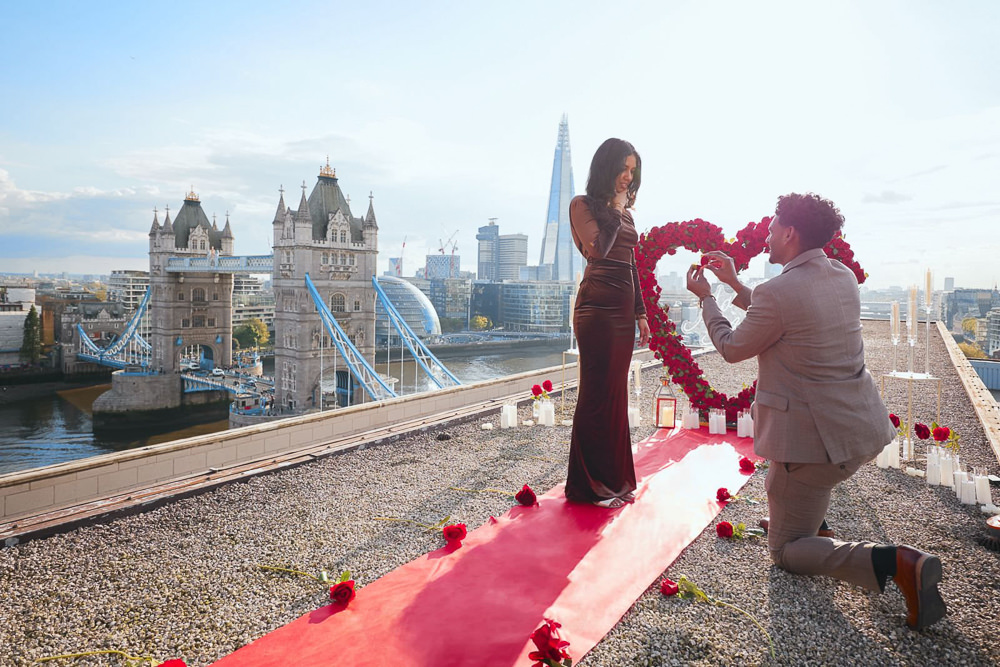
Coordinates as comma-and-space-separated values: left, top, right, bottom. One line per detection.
0, 340, 574, 475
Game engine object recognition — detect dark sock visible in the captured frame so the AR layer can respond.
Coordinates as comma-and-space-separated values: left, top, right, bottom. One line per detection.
820, 519, 831, 531
871, 545, 898, 592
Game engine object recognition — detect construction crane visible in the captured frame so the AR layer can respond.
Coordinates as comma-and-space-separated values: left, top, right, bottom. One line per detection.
439, 230, 459, 255
397, 236, 406, 276
448, 237, 459, 277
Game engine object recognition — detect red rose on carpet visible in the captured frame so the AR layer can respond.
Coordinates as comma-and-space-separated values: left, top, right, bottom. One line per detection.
914, 422, 931, 440
158, 661, 187, 667
515, 484, 537, 507
528, 618, 571, 666
542, 379, 553, 393
739, 457, 755, 473
889, 413, 901, 428
716, 521, 734, 538
716, 487, 731, 502
531, 384, 543, 397
329, 580, 356, 605
660, 578, 679, 596
443, 523, 467, 545
933, 426, 950, 442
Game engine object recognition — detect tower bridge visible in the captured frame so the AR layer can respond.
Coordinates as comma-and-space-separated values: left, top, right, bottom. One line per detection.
85, 162, 458, 424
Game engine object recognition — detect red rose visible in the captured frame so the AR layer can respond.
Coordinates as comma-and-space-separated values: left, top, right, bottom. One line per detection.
660, 578, 679, 596
716, 487, 731, 502
716, 521, 734, 538
699, 255, 711, 267
515, 484, 537, 507
442, 523, 467, 544
531, 384, 543, 397
329, 580, 356, 605
739, 457, 755, 473
889, 413, 900, 429
529, 619, 571, 662
914, 422, 931, 440
542, 379, 553, 393
932, 426, 950, 442
158, 661, 187, 667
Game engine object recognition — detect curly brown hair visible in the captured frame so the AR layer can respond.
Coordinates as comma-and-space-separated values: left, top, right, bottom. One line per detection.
775, 193, 844, 250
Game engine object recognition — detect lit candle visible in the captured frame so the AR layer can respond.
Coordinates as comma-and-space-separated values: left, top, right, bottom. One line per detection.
925, 269, 932, 309
628, 406, 640, 429
658, 404, 673, 428
891, 301, 900, 339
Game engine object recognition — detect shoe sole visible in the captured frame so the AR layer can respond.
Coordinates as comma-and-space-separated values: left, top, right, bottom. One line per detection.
912, 552, 947, 630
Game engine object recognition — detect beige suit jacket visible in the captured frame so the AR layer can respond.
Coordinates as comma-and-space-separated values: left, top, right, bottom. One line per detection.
702, 248, 894, 463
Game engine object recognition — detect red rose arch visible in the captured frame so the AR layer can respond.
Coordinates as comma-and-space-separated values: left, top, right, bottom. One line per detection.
635, 216, 867, 422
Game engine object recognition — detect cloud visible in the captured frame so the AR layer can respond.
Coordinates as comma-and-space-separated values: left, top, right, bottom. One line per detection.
861, 190, 913, 204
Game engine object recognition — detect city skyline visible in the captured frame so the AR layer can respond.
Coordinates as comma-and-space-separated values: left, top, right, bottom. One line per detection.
1, 1, 999, 290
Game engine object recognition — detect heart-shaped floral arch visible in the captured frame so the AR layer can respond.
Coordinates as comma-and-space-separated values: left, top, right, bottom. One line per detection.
636, 217, 867, 420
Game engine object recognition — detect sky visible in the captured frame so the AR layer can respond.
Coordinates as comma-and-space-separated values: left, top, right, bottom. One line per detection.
1, 0, 998, 290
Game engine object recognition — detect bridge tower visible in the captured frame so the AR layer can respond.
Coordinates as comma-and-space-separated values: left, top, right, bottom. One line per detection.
272, 160, 379, 412
148, 190, 235, 373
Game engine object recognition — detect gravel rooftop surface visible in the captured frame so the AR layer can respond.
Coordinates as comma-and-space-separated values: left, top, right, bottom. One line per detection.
1, 320, 998, 666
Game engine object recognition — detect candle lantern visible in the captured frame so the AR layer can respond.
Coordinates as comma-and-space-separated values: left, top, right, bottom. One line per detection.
653, 376, 677, 429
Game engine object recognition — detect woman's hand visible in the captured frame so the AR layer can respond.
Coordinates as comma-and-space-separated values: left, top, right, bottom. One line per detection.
637, 317, 650, 347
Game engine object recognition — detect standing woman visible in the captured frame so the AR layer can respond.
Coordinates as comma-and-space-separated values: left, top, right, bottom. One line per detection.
565, 138, 650, 508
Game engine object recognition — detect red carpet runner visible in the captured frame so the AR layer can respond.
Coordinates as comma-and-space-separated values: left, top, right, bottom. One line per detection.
212, 427, 757, 667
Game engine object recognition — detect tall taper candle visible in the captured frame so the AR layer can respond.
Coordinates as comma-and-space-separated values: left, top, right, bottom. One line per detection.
891, 301, 900, 339
908, 286, 918, 339
925, 269, 932, 309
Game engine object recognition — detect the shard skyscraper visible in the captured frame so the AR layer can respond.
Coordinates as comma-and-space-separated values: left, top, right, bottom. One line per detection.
538, 115, 577, 282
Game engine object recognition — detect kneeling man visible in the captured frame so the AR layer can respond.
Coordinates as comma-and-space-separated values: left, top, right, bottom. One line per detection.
686, 193, 946, 630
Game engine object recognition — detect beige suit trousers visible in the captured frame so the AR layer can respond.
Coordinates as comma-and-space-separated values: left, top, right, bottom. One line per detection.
766, 455, 881, 592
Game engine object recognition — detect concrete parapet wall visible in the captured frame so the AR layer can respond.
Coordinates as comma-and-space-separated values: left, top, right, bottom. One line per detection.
0, 349, 656, 524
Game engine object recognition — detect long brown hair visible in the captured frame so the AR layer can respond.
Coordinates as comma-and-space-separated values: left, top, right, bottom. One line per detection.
585, 138, 641, 209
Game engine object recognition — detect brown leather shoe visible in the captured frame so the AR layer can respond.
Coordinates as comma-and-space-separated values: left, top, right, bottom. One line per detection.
893, 545, 946, 630
759, 517, 835, 538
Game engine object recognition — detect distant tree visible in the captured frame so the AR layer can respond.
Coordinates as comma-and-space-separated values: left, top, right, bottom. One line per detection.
470, 315, 492, 331
439, 317, 465, 333
961, 317, 978, 336
958, 341, 988, 359
233, 318, 270, 349
20, 305, 42, 363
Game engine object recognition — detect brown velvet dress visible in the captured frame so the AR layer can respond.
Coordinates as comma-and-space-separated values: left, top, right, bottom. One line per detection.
564, 196, 646, 503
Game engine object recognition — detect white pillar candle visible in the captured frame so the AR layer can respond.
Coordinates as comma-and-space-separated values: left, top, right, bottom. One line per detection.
540, 401, 556, 427
876, 446, 888, 469
481, 422, 494, 430
901, 438, 913, 461
891, 301, 900, 339
953, 471, 968, 497
886, 439, 900, 468
975, 475, 992, 505
627, 406, 640, 429
746, 415, 754, 438
940, 454, 954, 487
961, 480, 977, 505
682, 411, 700, 429
926, 460, 940, 485
908, 286, 918, 339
